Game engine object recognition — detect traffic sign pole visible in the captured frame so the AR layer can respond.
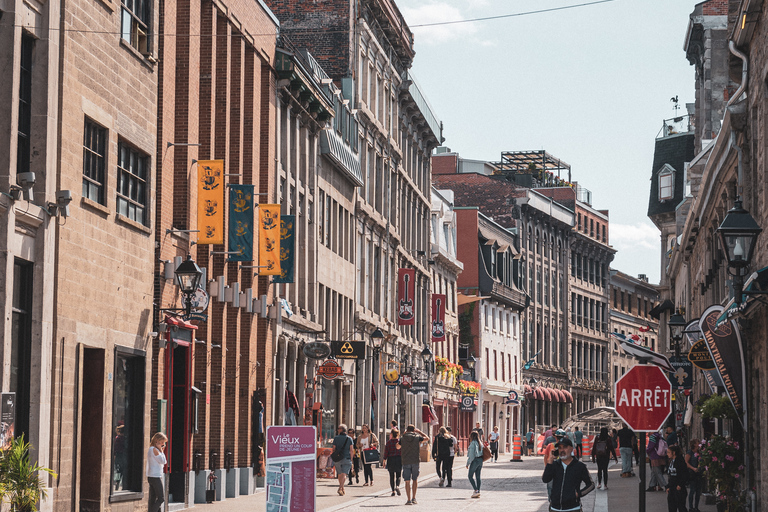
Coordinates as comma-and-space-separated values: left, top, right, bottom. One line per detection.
639, 432, 646, 512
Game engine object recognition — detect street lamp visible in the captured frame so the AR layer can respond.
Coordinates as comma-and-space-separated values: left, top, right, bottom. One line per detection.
668, 310, 687, 359
370, 327, 385, 355
464, 354, 477, 381
718, 199, 763, 304
175, 255, 203, 317
421, 345, 433, 374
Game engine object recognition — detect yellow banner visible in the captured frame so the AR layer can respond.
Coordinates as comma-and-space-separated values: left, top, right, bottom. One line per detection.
197, 160, 225, 245
258, 204, 281, 275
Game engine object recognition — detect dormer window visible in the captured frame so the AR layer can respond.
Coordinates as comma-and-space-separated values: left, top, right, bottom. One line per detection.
658, 164, 676, 201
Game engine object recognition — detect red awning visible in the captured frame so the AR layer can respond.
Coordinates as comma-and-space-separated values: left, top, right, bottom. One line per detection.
563, 390, 574, 403
533, 387, 544, 400
550, 389, 561, 402
524, 384, 532, 396
557, 389, 568, 402
541, 388, 552, 401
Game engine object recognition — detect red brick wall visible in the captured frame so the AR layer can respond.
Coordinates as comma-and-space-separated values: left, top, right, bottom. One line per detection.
702, 0, 728, 15
431, 154, 458, 174
455, 209, 479, 291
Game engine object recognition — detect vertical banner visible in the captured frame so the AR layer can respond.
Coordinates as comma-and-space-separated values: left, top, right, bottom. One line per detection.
431, 294, 446, 343
273, 215, 295, 283
258, 204, 281, 276
397, 268, 415, 325
266, 426, 317, 512
197, 160, 225, 245
1, 393, 15, 451
699, 305, 746, 426
228, 185, 254, 261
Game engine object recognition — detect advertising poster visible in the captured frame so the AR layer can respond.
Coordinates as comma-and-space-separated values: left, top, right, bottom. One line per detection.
397, 268, 415, 325
196, 160, 225, 245
1, 393, 14, 450
266, 426, 317, 512
431, 294, 446, 343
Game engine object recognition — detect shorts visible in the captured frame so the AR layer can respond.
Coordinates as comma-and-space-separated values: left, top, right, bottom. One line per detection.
334, 459, 352, 475
402, 463, 420, 481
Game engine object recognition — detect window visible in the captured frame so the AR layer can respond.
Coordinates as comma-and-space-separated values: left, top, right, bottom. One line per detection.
111, 347, 146, 494
83, 119, 107, 204
11, 260, 33, 440
17, 34, 34, 176
121, 0, 150, 54
658, 165, 675, 201
485, 348, 490, 378
117, 142, 149, 225
494, 350, 498, 380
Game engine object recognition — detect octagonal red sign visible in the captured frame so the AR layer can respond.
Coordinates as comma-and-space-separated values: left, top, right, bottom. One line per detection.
614, 364, 671, 432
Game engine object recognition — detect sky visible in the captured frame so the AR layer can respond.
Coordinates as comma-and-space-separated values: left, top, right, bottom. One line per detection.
397, 0, 698, 284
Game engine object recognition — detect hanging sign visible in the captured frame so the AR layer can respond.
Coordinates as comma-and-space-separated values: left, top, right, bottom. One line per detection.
317, 359, 344, 380
273, 215, 295, 283
383, 361, 401, 388
330, 341, 365, 360
431, 294, 446, 343
684, 321, 723, 393
258, 205, 281, 275
303, 342, 331, 360
699, 305, 746, 425
460, 395, 476, 412
667, 357, 693, 390
687, 338, 715, 370
505, 390, 520, 405
197, 160, 225, 245
407, 381, 429, 395
400, 374, 413, 389
397, 269, 415, 325
228, 184, 254, 261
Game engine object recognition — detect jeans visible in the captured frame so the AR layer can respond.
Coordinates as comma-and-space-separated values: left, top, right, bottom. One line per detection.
596, 457, 609, 485
148, 477, 164, 512
467, 459, 482, 491
667, 486, 688, 512
620, 447, 633, 474
688, 476, 702, 509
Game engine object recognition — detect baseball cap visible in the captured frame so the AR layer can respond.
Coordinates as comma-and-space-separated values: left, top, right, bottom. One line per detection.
556, 437, 574, 448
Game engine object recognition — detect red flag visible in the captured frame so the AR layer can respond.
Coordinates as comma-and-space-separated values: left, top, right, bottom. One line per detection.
431, 294, 446, 343
371, 383, 377, 403
639, 325, 651, 333
629, 334, 641, 342
397, 269, 415, 325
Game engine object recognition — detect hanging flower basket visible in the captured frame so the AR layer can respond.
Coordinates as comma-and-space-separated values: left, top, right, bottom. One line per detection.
458, 380, 481, 395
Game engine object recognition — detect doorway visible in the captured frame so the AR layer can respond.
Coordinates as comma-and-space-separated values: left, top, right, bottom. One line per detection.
80, 348, 105, 512
166, 336, 191, 504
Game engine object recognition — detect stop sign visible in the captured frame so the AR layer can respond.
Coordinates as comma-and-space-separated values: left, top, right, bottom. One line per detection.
614, 365, 671, 432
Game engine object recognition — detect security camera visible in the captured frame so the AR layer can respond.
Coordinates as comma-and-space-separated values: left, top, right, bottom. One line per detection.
56, 190, 72, 218
17, 172, 35, 201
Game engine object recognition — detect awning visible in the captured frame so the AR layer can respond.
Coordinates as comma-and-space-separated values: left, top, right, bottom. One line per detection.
486, 390, 511, 397
716, 266, 768, 328
533, 387, 544, 400
649, 299, 675, 320
457, 293, 490, 306
563, 390, 574, 403
524, 385, 533, 397
541, 388, 552, 401
165, 315, 198, 330
319, 130, 364, 187
554, 389, 566, 403
611, 332, 674, 372
562, 406, 623, 431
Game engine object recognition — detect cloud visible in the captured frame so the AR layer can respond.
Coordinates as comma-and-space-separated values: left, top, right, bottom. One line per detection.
610, 222, 659, 251
402, 2, 481, 45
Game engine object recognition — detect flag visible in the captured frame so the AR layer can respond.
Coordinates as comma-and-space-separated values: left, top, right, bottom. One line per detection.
371, 383, 377, 402
258, 205, 281, 275
397, 269, 415, 325
197, 160, 224, 245
228, 184, 254, 261
272, 215, 295, 283
431, 294, 446, 343
639, 325, 651, 333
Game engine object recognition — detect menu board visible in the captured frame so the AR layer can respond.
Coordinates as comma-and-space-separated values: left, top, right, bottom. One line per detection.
266, 426, 317, 512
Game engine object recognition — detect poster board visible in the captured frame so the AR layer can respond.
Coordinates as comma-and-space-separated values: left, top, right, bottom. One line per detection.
1, 393, 15, 450
266, 426, 317, 512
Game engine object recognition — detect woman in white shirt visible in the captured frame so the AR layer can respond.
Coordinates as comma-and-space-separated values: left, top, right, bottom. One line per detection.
146, 432, 168, 512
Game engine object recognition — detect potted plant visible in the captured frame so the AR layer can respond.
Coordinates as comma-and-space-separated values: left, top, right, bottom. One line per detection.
698, 436, 745, 512
0, 435, 57, 512
695, 394, 738, 420
457, 380, 481, 395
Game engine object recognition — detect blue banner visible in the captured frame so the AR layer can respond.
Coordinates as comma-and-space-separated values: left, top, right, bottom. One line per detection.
273, 215, 295, 283
228, 185, 254, 261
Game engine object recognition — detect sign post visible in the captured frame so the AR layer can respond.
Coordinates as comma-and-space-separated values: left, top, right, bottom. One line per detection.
266, 425, 317, 512
614, 364, 672, 512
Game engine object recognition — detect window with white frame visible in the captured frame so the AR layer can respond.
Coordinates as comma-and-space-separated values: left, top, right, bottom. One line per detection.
658, 164, 675, 201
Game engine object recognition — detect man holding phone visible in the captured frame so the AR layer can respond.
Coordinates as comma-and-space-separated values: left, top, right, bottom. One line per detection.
542, 437, 594, 512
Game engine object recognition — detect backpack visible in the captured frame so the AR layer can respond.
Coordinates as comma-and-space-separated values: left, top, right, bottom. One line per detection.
594, 440, 608, 457
656, 437, 668, 457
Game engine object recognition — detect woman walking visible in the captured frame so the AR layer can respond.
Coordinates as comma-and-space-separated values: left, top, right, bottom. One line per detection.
685, 440, 702, 512
488, 426, 500, 462
594, 427, 617, 490
666, 445, 689, 512
356, 424, 379, 486
382, 429, 402, 496
146, 432, 168, 512
466, 430, 484, 498
348, 428, 359, 485
432, 426, 454, 487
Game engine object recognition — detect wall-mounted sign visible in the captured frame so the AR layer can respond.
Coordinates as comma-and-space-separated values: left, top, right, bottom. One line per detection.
460, 395, 476, 412
505, 390, 519, 405
383, 361, 401, 388
330, 341, 365, 360
431, 294, 446, 343
317, 359, 344, 380
687, 338, 715, 370
407, 380, 428, 395
400, 374, 413, 389
303, 342, 331, 360
397, 269, 415, 325
668, 357, 693, 390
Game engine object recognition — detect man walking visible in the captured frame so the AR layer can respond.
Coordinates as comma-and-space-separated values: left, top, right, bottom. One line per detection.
525, 428, 535, 456
574, 426, 584, 460
332, 424, 355, 496
617, 423, 636, 477
400, 424, 428, 505
542, 437, 595, 512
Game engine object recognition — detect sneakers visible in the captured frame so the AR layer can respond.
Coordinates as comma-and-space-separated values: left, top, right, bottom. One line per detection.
439, 478, 445, 487
396, 488, 401, 496
405, 500, 413, 505
604, 486, 609, 491
391, 491, 396, 496
446, 483, 452, 487
471, 492, 480, 498
597, 483, 602, 490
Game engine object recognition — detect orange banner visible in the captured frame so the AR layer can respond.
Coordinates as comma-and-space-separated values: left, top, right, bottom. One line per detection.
196, 160, 225, 245
258, 204, 281, 275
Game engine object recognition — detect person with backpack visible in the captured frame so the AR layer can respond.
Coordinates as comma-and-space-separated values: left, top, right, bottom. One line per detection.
594, 427, 617, 490
542, 436, 595, 512
647, 430, 668, 492
666, 444, 689, 512
332, 424, 355, 496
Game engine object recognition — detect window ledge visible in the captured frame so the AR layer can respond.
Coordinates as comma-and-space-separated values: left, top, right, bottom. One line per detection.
116, 213, 152, 234
119, 38, 157, 69
109, 491, 144, 503
81, 196, 110, 217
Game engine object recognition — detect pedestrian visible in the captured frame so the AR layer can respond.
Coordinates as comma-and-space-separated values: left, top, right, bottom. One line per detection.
445, 427, 457, 484
488, 426, 500, 462
391, 420, 399, 431
525, 427, 535, 456
332, 424, 355, 496
665, 425, 679, 447
685, 439, 703, 512
356, 424, 379, 486
542, 436, 595, 512
574, 426, 583, 459
647, 430, 668, 492
466, 430, 483, 498
146, 432, 167, 512
666, 445, 689, 512
473, 421, 485, 441
543, 429, 565, 500
633, 435, 641, 466
544, 425, 554, 441
347, 428, 359, 485
565, 427, 575, 447
594, 427, 617, 490
432, 426, 453, 487
382, 429, 402, 497
399, 424, 428, 505
617, 422, 636, 477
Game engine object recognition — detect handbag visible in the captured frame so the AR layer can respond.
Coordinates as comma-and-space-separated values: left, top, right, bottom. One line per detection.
482, 444, 492, 462
363, 448, 380, 465
331, 438, 350, 463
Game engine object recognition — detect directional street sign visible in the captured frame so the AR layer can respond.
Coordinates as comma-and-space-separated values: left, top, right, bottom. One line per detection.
615, 364, 672, 432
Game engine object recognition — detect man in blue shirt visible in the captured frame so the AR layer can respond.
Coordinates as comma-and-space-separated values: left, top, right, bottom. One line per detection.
332, 424, 355, 496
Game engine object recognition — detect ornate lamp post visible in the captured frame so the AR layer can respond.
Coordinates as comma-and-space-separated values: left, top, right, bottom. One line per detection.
717, 199, 762, 305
